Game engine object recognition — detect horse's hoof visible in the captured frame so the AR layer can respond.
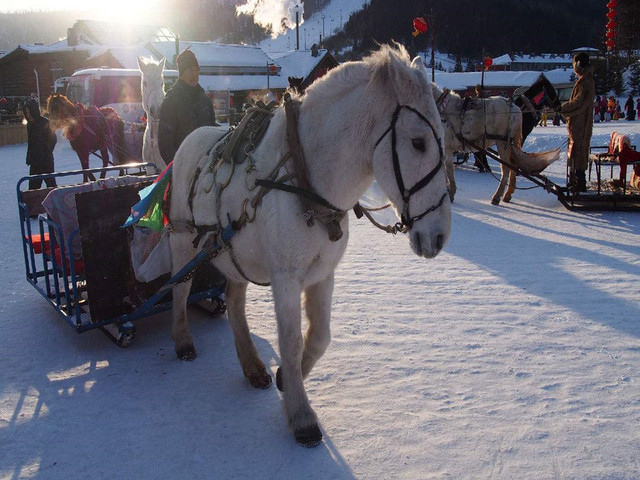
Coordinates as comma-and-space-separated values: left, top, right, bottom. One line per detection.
176, 345, 197, 361
294, 424, 323, 448
491, 198, 500, 206
276, 367, 283, 392
503, 196, 512, 203
248, 369, 272, 390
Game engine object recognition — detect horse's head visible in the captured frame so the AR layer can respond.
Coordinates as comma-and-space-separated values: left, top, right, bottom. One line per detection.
288, 76, 304, 94
368, 46, 451, 259
46, 93, 76, 130
138, 56, 166, 118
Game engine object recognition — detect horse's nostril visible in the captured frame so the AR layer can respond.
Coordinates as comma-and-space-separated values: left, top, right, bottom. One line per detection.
434, 234, 444, 251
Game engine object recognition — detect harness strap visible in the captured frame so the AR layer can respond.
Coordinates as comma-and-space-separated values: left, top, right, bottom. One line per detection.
255, 179, 346, 213
283, 94, 345, 242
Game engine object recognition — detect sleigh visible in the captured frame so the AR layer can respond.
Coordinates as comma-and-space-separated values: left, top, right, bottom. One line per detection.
464, 136, 640, 212
17, 163, 225, 346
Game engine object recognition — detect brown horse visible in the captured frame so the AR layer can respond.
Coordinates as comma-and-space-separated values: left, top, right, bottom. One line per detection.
46, 93, 128, 181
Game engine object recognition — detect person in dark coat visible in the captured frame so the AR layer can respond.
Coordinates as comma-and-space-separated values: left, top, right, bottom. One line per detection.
158, 48, 225, 313
23, 97, 57, 189
625, 94, 636, 121
561, 52, 595, 193
158, 48, 217, 165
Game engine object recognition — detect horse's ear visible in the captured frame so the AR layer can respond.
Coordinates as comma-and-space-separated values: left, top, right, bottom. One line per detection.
137, 56, 146, 71
411, 56, 428, 78
158, 57, 166, 71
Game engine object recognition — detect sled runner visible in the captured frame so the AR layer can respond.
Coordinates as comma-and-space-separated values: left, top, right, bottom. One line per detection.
17, 163, 226, 347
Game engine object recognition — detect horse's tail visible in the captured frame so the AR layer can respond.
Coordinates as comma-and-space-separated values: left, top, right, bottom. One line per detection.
510, 145, 560, 175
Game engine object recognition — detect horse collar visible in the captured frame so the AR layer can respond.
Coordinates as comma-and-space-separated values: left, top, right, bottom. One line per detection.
435, 88, 451, 114
374, 103, 447, 231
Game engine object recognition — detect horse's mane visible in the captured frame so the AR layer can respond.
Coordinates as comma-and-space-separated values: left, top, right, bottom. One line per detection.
302, 43, 431, 108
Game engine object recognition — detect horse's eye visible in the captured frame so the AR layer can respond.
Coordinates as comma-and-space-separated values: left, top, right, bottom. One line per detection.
412, 138, 425, 152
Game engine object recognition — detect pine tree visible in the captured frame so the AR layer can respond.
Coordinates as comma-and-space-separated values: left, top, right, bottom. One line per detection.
454, 55, 463, 72
629, 61, 640, 96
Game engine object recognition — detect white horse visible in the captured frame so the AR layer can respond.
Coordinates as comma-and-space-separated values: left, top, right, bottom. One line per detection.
432, 85, 558, 205
168, 44, 451, 447
137, 56, 167, 170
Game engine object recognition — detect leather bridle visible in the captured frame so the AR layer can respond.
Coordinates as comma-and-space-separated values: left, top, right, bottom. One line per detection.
374, 104, 449, 230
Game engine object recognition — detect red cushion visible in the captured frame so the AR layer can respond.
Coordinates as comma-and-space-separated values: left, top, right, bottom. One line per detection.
28, 232, 50, 254
43, 244, 85, 275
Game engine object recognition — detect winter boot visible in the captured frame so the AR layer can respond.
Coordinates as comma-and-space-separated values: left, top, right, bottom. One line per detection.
576, 170, 587, 193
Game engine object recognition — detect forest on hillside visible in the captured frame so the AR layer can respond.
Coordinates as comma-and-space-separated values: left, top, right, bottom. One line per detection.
329, 0, 639, 60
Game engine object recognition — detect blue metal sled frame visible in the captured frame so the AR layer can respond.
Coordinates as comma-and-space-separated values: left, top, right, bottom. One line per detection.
17, 163, 226, 343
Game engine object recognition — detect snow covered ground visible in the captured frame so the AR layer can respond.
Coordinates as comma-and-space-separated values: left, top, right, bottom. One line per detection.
1, 118, 640, 479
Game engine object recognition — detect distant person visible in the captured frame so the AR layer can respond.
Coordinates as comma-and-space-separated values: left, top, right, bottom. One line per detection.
599, 96, 606, 122
472, 84, 491, 172
23, 97, 57, 190
614, 101, 622, 120
625, 94, 635, 121
539, 110, 548, 127
561, 52, 595, 193
158, 48, 217, 165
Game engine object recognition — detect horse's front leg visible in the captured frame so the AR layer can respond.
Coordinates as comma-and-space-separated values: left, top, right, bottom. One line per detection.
169, 232, 197, 360
300, 273, 334, 379
272, 274, 322, 447
99, 148, 109, 179
226, 279, 272, 389
79, 153, 96, 182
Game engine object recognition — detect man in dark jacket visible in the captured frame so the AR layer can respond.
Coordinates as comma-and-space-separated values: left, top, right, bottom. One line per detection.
23, 97, 57, 189
158, 48, 217, 165
159, 48, 225, 314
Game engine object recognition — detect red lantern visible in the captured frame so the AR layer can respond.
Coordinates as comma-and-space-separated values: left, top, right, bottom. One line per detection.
412, 17, 428, 37
605, 39, 616, 49
606, 30, 616, 39
483, 56, 493, 70
606, 20, 616, 29
606, 0, 617, 8
606, 9, 617, 18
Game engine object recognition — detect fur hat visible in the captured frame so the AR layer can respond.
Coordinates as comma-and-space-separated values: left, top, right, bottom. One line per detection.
177, 48, 199, 76
573, 52, 590, 69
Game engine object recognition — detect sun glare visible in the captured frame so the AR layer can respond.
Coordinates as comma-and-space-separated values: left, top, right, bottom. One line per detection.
1, 0, 166, 26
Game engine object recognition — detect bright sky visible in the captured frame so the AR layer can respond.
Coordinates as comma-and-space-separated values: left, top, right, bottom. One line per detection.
0, 0, 163, 24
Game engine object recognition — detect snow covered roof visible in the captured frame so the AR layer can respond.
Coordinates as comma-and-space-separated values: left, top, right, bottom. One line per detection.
269, 49, 330, 79
153, 41, 275, 70
511, 53, 572, 64
491, 54, 513, 66
433, 70, 573, 92
10, 39, 102, 56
